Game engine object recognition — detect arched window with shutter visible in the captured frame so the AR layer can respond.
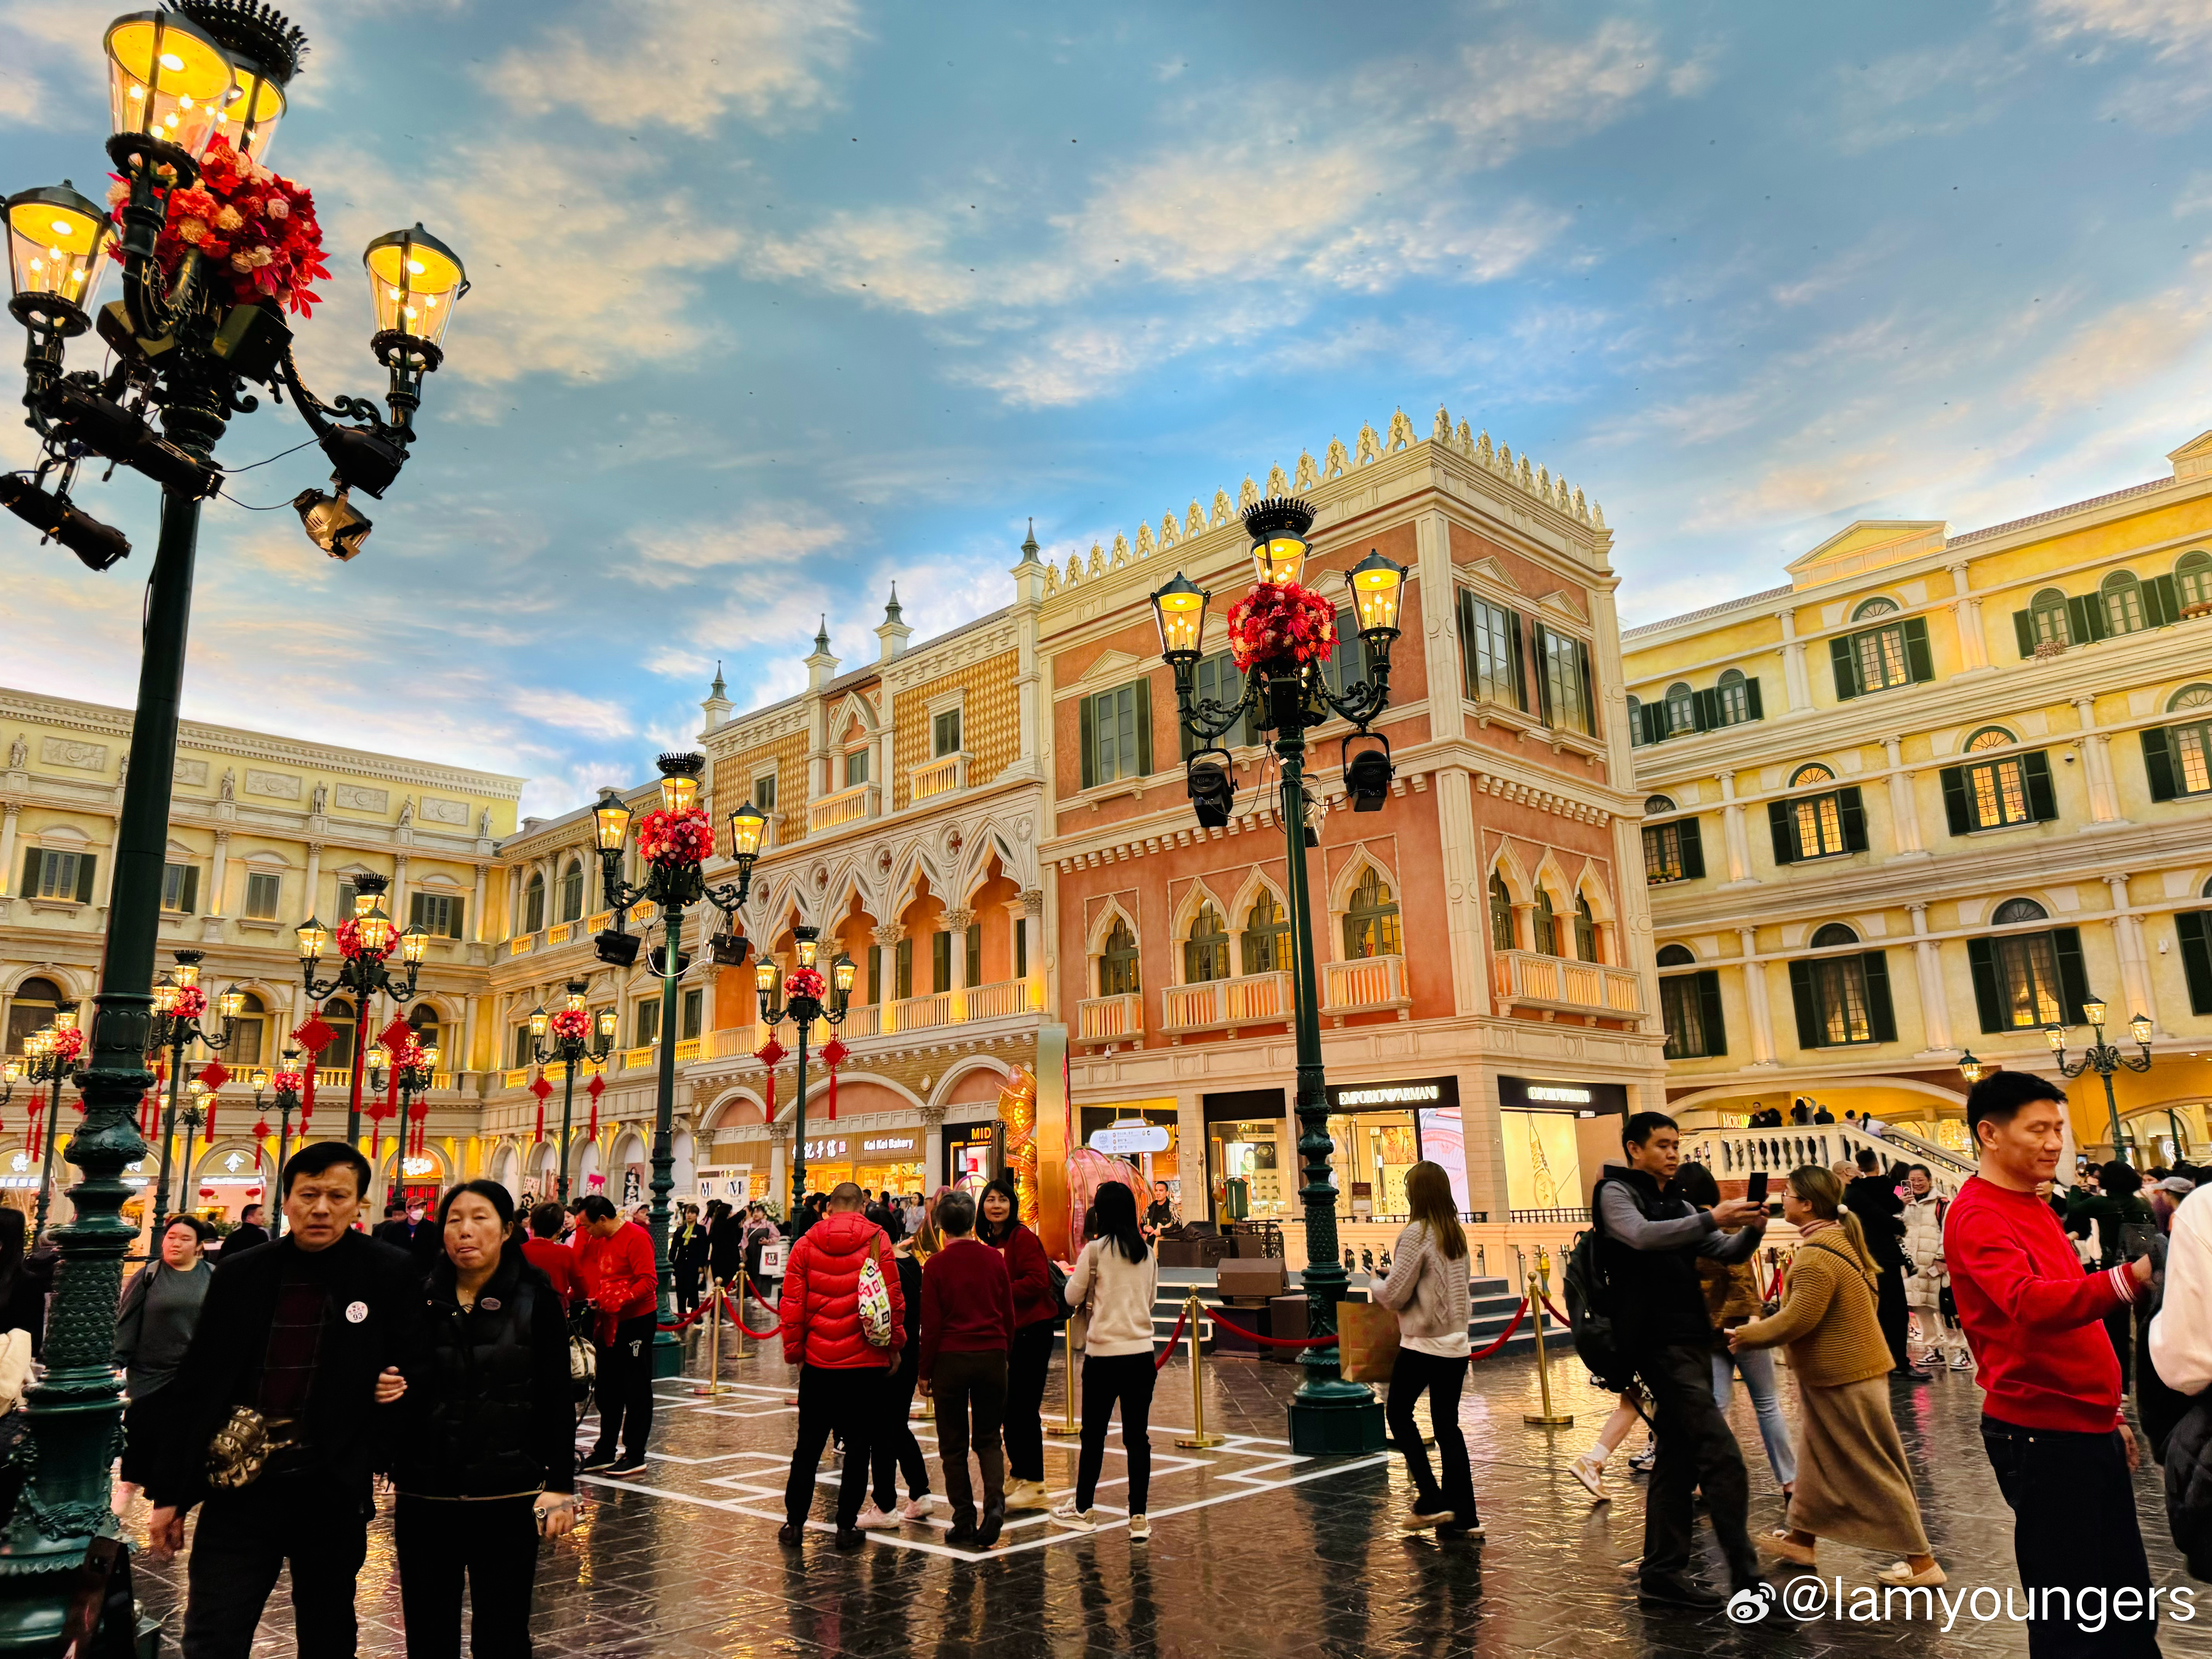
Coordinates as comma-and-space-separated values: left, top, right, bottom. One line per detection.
1789, 924, 1894, 1048
1573, 894, 1598, 962
1342, 867, 1403, 959
523, 872, 546, 934
1487, 874, 1514, 953
1532, 888, 1558, 958
1183, 903, 1229, 984
1098, 917, 1140, 997
1241, 895, 1289, 975
2104, 570, 2147, 635
558, 859, 585, 923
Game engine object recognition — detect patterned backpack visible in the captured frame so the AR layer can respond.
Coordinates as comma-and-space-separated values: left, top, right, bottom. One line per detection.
857, 1234, 895, 1348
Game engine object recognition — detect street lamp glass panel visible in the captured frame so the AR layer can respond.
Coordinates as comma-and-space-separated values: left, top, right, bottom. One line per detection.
2132, 1013, 2153, 1046
217, 987, 245, 1021
833, 954, 857, 994
1348, 551, 1406, 639
565, 989, 587, 1015
357, 902, 395, 954
528, 1005, 549, 1038
1958, 1051, 1983, 1084
795, 935, 819, 970
596, 1010, 618, 1040
104, 12, 235, 160
421, 1045, 441, 1070
727, 800, 766, 860
2082, 997, 2108, 1029
2045, 1024, 2066, 1052
592, 790, 632, 852
214, 55, 286, 164
52, 1008, 76, 1033
363, 225, 467, 346
1250, 533, 1307, 587
175, 961, 200, 990
151, 977, 177, 1015
1149, 574, 1209, 662
185, 1077, 204, 1098
399, 924, 429, 965
5, 185, 116, 316
295, 915, 328, 961
1, 1061, 17, 1084
251, 1069, 269, 1091
755, 960, 777, 994
659, 772, 699, 814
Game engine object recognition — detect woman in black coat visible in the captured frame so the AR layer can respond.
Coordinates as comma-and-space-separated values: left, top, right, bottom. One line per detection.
392, 1180, 575, 1659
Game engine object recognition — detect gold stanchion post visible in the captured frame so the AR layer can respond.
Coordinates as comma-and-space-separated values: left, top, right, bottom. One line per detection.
1045, 1317, 1081, 1437
1522, 1246, 1575, 1428
1173, 1287, 1226, 1449
692, 1273, 723, 1397
732, 1267, 748, 1360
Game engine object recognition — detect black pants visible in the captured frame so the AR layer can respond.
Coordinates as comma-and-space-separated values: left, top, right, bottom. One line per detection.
181, 1476, 369, 1659
393, 1494, 541, 1659
593, 1313, 656, 1460
1636, 1341, 1756, 1590
933, 1348, 1007, 1524
1075, 1351, 1156, 1515
1982, 1416, 2161, 1657
1384, 1348, 1477, 1529
786, 1364, 879, 1528
1002, 1320, 1056, 1482
2106, 1300, 2136, 1391
675, 1264, 701, 1317
862, 1351, 929, 1511
120, 1386, 184, 1488
1875, 1263, 1911, 1370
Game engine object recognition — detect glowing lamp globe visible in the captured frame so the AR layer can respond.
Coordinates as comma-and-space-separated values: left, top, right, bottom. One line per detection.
1149, 574, 1208, 664
363, 224, 468, 347
5, 184, 115, 331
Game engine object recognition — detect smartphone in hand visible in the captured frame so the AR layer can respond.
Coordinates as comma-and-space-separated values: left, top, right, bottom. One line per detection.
1747, 1171, 1769, 1205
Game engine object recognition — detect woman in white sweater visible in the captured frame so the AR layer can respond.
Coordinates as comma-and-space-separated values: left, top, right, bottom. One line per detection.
1051, 1181, 1161, 1538
1372, 1161, 1479, 1539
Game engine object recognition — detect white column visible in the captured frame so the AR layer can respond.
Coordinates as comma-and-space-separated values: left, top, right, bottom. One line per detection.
100, 817, 119, 906
1417, 510, 1465, 742
471, 864, 488, 943
1909, 902, 1951, 1053
944, 908, 973, 1018
1884, 738, 1924, 855
1739, 928, 1778, 1066
2107, 875, 2159, 1027
209, 830, 230, 915
461, 995, 480, 1082
1021, 890, 1045, 1010
921, 1103, 945, 1191
392, 855, 410, 925
0, 804, 17, 897
767, 1123, 788, 1210
1778, 610, 1813, 713
303, 842, 322, 921
1717, 773, 1752, 883
2076, 697, 2122, 823
1950, 562, 1989, 671
1434, 768, 1492, 1017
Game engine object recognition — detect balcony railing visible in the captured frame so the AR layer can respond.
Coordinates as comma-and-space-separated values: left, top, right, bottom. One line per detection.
1322, 953, 1411, 1017
910, 750, 967, 803
963, 977, 1038, 1020
1162, 970, 1293, 1036
508, 933, 536, 957
1494, 950, 1642, 1017
587, 909, 613, 933
546, 921, 574, 946
890, 991, 952, 1032
1078, 991, 1143, 1042
808, 781, 880, 835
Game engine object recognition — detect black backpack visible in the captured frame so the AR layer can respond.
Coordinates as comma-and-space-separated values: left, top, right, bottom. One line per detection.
1563, 1208, 1633, 1393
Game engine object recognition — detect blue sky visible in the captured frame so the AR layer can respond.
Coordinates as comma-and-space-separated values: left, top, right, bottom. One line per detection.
7, 0, 2212, 813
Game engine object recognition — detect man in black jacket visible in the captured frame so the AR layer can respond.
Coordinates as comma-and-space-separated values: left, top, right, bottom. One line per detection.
1844, 1149, 1926, 1379
223, 1203, 269, 1255
146, 1141, 422, 1658
1593, 1111, 1768, 1611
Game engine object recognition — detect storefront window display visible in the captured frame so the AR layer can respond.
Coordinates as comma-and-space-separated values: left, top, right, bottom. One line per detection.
800, 1137, 854, 1197
1079, 1100, 1180, 1199
854, 1130, 924, 1198
1202, 1090, 1291, 1221
1495, 1077, 1629, 1218
1325, 1079, 1462, 1222
944, 1120, 999, 1191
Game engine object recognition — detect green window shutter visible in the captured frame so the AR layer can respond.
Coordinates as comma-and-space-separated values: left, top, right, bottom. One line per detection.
1134, 678, 1153, 776
1638, 702, 1666, 745
1787, 960, 1821, 1050
1902, 616, 1934, 683
2067, 595, 2094, 645
1829, 635, 1858, 701
2021, 750, 2057, 821
19, 848, 39, 897
1507, 611, 1526, 710
2013, 610, 2036, 658
1576, 640, 1595, 733
1767, 799, 1796, 865
1939, 766, 1972, 836
1696, 970, 1726, 1058
1456, 591, 1476, 698
181, 866, 199, 914
1678, 818, 1706, 879
1693, 688, 1717, 732
2052, 927, 2091, 1025
2144, 727, 2179, 802
448, 899, 466, 940
1966, 938, 2004, 1033
2177, 912, 2212, 1017
1743, 677, 1764, 720
1532, 624, 1555, 725
1079, 696, 1096, 790
866, 945, 881, 1004
76, 855, 96, 905
1836, 785, 1869, 852
1862, 951, 1897, 1042
2148, 574, 2181, 629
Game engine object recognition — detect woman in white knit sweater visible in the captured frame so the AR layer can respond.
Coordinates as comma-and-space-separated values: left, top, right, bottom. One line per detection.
1051, 1181, 1162, 1537
1372, 1161, 1479, 1539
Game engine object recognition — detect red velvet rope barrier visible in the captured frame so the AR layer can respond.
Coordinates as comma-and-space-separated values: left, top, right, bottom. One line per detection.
657, 1300, 716, 1334
727, 1290, 782, 1341
1153, 1301, 1192, 1372
1464, 1298, 1529, 1362
1199, 1307, 1339, 1349
1540, 1294, 1569, 1326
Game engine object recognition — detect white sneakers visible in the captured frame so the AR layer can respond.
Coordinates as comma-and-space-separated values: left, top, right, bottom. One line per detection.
1571, 1453, 1608, 1502
1128, 1514, 1150, 1541
1048, 1503, 1095, 1532
1003, 1479, 1049, 1511
898, 1494, 933, 1522
854, 1503, 898, 1530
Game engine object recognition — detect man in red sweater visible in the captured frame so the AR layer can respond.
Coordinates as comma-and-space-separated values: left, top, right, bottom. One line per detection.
574, 1193, 659, 1478
778, 1183, 904, 1551
919, 1187, 1014, 1547
1946, 1072, 2155, 1657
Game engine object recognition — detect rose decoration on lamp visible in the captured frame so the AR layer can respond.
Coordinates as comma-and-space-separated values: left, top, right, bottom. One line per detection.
637, 807, 713, 867
170, 985, 208, 1022
271, 1070, 306, 1096
117, 136, 331, 317
1225, 580, 1338, 671
784, 967, 826, 1003
48, 1026, 84, 1065
335, 915, 392, 960
548, 1008, 592, 1045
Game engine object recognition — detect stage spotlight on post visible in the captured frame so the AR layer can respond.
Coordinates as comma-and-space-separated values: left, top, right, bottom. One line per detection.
1186, 745, 1235, 829
294, 484, 371, 559
0, 474, 130, 569
1343, 732, 1394, 812
593, 928, 642, 969
709, 930, 750, 968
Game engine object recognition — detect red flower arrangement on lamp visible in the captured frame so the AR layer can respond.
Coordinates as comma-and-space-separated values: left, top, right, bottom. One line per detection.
335, 916, 391, 961
637, 807, 713, 867
48, 1026, 84, 1065
170, 985, 208, 1022
271, 1069, 307, 1096
549, 1008, 592, 1045
1226, 580, 1338, 671
112, 136, 331, 317
784, 967, 826, 1003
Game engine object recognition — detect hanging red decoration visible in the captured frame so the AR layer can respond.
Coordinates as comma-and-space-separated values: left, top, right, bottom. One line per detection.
49, 1026, 84, 1065
531, 1072, 552, 1146
170, 986, 208, 1022
585, 1072, 604, 1140
197, 1060, 231, 1092
253, 1118, 270, 1140
821, 1038, 849, 1122
335, 915, 394, 962
549, 1008, 591, 1045
534, 1102, 544, 1145
203, 1099, 216, 1139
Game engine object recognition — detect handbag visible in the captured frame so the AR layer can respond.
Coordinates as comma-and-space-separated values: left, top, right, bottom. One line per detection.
857, 1237, 895, 1348
1335, 1299, 1401, 1384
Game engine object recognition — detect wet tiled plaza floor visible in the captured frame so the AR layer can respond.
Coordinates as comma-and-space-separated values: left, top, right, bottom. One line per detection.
124, 1330, 2212, 1657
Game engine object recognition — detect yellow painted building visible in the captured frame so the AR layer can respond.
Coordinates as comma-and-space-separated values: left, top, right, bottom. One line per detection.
1623, 430, 2212, 1162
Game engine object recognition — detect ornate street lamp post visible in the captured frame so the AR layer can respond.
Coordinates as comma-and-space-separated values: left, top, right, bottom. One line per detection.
173, 1082, 207, 1220
0, 4, 465, 1638
1148, 496, 1405, 1454
754, 927, 856, 1212
2047, 999, 2154, 1161
263, 1051, 305, 1236
529, 982, 619, 1204
295, 871, 430, 1142
146, 950, 243, 1237
367, 1036, 439, 1206
592, 756, 768, 1376
20, 1009, 83, 1244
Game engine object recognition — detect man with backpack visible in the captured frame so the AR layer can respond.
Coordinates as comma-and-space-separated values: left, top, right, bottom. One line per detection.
1589, 1111, 1769, 1611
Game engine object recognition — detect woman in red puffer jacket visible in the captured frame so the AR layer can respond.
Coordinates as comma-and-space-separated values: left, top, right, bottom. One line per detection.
978, 1176, 1059, 1512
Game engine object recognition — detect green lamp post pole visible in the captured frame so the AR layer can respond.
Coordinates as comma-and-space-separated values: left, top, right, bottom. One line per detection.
754, 927, 857, 1216
1150, 497, 1408, 1453
2047, 999, 2154, 1161
592, 759, 768, 1379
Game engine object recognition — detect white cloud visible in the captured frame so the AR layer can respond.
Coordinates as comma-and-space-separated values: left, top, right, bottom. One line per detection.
629, 513, 847, 588
1434, 22, 1674, 162
485, 0, 864, 136
2034, 0, 2212, 54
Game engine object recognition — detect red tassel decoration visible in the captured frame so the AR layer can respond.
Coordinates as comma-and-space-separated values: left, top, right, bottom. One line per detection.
534, 1103, 544, 1145
827, 1066, 836, 1121
203, 1100, 216, 1140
